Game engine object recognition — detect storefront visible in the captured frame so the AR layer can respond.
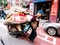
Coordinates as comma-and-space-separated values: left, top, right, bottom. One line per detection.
29, 0, 52, 20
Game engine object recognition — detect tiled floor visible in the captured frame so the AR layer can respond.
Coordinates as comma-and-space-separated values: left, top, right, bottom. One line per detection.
0, 19, 60, 45
34, 24, 60, 45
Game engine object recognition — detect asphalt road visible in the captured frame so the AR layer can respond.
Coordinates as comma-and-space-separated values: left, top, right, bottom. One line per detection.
0, 19, 32, 45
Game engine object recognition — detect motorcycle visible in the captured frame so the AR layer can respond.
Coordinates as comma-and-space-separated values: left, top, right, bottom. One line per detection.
4, 11, 39, 38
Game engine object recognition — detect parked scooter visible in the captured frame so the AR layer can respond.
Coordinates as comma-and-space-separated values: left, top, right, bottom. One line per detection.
4, 11, 39, 42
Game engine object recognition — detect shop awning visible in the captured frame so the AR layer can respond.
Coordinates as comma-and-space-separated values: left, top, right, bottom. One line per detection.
33, 0, 52, 3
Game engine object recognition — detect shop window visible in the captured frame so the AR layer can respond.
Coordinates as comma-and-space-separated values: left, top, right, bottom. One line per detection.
34, 1, 52, 20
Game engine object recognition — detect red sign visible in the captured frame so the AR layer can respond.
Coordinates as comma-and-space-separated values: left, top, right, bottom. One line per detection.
50, 0, 58, 22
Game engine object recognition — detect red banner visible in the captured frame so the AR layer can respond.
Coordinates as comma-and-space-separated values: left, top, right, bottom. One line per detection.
50, 0, 58, 22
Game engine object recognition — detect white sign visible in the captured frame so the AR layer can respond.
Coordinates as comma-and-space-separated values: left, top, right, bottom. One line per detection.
30, 3, 34, 15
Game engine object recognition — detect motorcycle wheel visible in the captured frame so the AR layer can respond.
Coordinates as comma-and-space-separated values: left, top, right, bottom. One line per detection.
7, 25, 19, 38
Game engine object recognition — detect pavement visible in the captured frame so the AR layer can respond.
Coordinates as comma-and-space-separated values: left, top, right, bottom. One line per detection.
0, 19, 32, 45
0, 19, 60, 45
34, 20, 60, 45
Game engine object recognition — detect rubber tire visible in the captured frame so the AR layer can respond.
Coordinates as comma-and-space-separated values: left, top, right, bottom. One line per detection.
8, 25, 18, 38
46, 27, 58, 36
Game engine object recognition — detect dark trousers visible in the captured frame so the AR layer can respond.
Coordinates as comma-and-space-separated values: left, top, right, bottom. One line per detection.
29, 27, 37, 42
28, 21, 39, 42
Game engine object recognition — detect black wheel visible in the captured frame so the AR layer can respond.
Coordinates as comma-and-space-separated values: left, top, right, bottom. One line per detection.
8, 25, 18, 32
46, 27, 57, 36
8, 25, 18, 38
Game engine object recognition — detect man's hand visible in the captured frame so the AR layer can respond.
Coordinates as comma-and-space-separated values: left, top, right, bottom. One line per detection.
37, 13, 42, 18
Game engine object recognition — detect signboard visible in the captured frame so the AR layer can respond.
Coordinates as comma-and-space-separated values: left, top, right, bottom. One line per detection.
50, 0, 58, 22
33, 0, 46, 2
15, 0, 20, 6
12, 12, 20, 22
30, 3, 34, 15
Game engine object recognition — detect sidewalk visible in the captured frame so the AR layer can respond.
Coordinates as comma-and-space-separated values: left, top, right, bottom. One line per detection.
34, 23, 60, 45
0, 19, 33, 45
0, 19, 5, 24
